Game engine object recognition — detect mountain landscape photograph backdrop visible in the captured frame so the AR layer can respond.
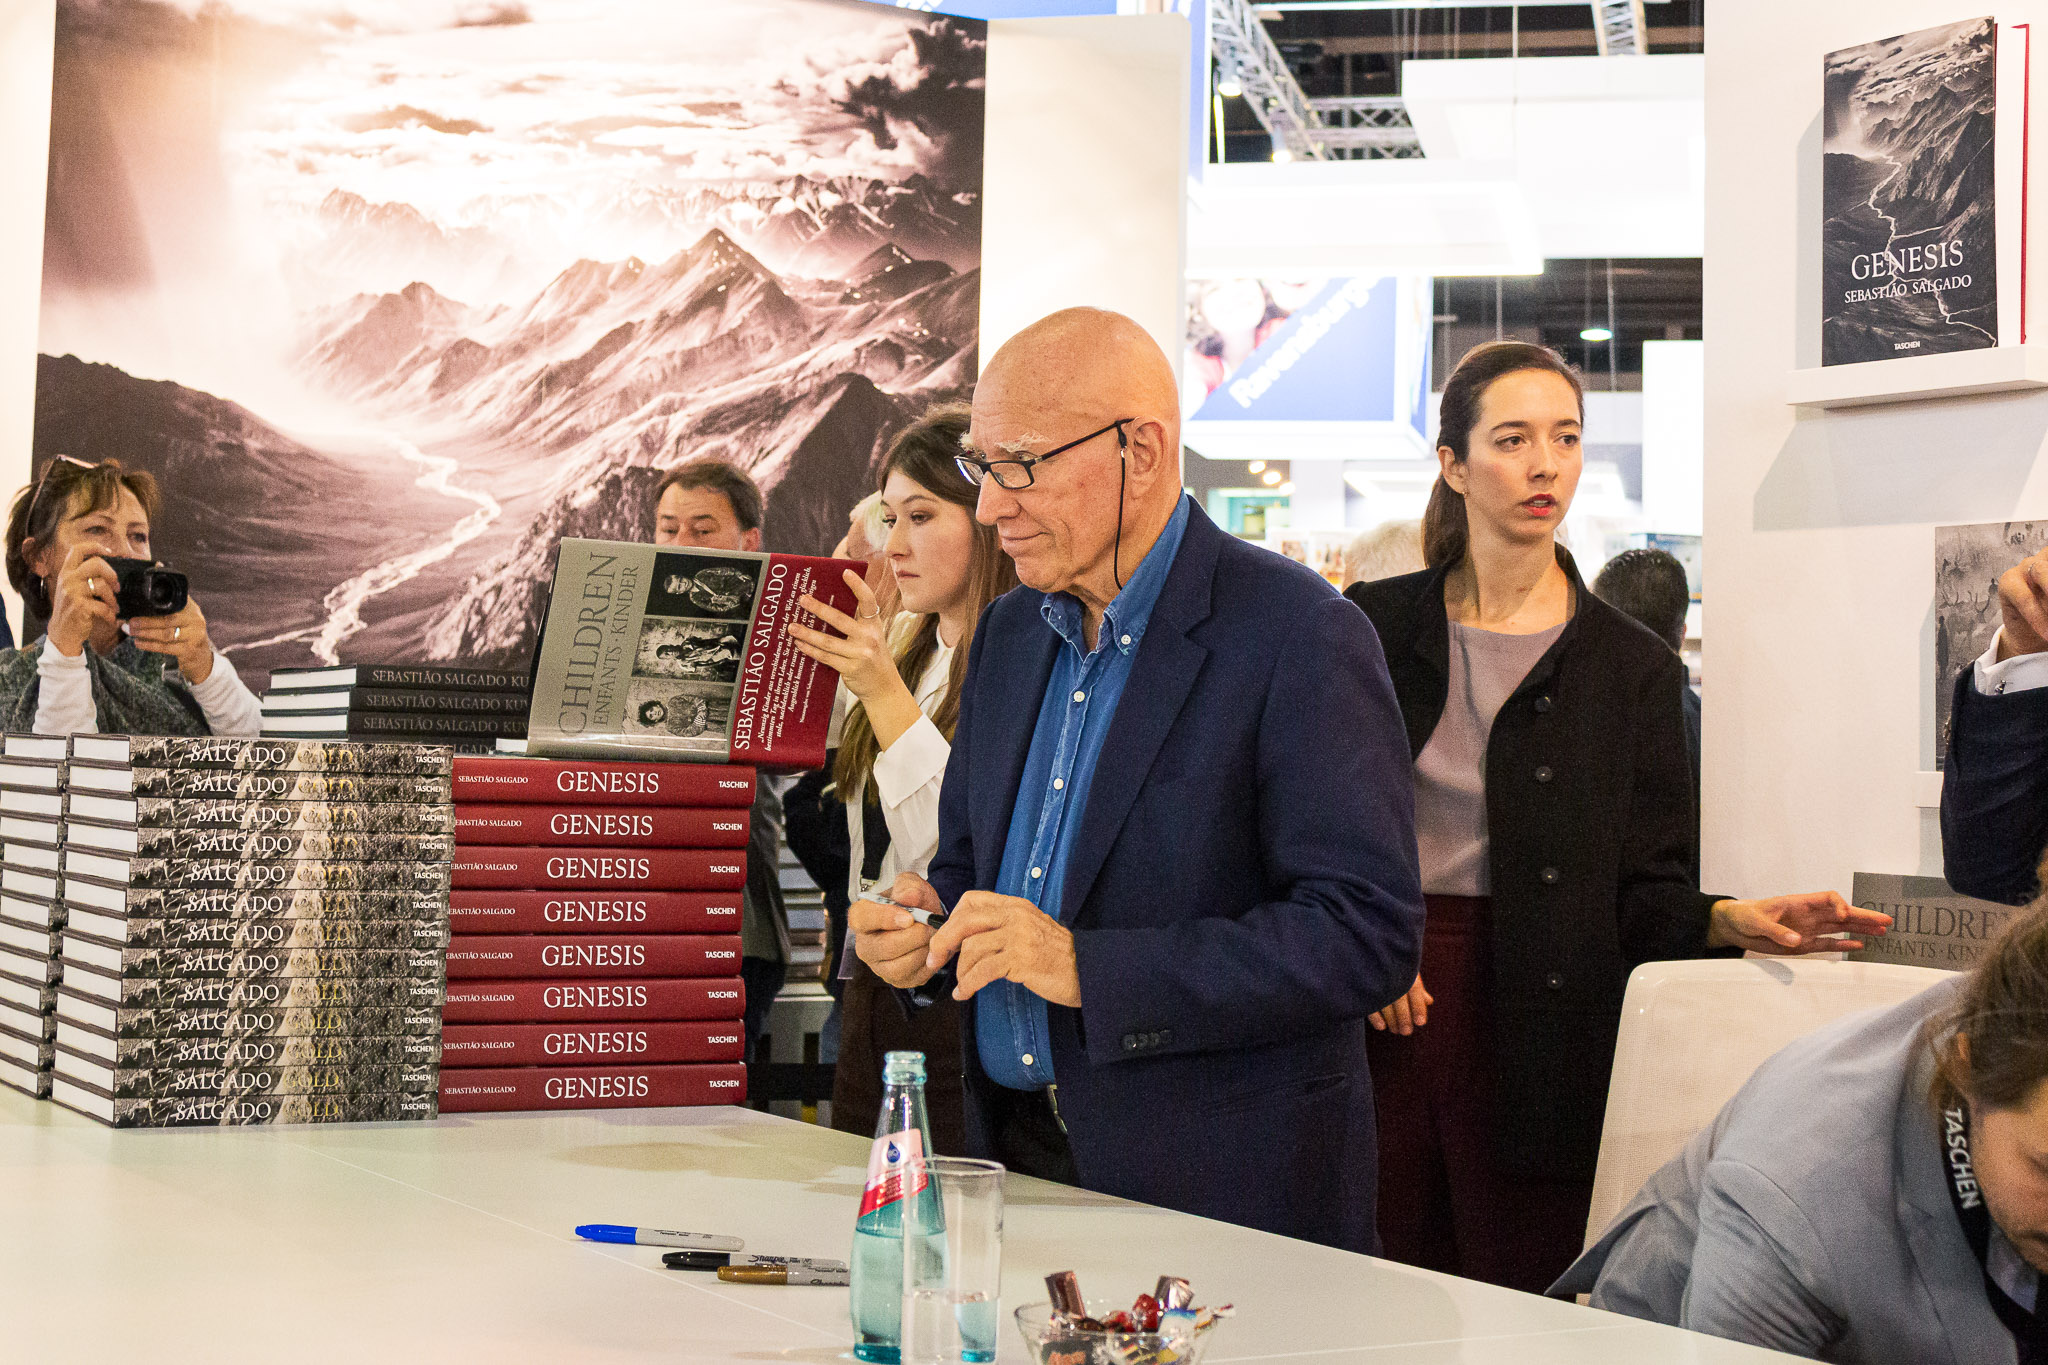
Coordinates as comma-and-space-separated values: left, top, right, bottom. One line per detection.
34, 0, 986, 682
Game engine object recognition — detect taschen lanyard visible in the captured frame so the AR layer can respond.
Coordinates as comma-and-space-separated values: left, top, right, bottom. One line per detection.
1943, 1104, 2048, 1363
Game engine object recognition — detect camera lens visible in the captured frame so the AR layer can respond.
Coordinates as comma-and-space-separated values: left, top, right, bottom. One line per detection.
148, 576, 179, 612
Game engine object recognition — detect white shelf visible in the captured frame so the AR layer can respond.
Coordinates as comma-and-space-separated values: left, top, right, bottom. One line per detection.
1787, 344, 2048, 409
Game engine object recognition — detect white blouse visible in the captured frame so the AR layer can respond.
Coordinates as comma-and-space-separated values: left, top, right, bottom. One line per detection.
34, 640, 264, 737
828, 619, 956, 907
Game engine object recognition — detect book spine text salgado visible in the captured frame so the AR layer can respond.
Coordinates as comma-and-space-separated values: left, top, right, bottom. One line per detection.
105, 799, 459, 835
58, 994, 442, 1039
56, 1084, 437, 1127
97, 738, 456, 775
65, 886, 446, 919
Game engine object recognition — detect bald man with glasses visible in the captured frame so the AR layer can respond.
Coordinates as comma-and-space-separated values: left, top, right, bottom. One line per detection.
846, 308, 1424, 1252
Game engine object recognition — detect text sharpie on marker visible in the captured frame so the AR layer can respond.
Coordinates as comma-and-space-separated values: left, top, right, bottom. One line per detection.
575, 1224, 744, 1252
718, 1264, 850, 1286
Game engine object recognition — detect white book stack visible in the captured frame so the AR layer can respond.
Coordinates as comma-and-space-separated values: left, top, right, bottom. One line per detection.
0, 734, 66, 1097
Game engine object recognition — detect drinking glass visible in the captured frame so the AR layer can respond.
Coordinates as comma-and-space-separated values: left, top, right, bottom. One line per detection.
900, 1156, 1005, 1365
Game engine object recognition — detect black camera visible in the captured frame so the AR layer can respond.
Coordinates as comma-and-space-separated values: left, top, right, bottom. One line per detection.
104, 556, 189, 620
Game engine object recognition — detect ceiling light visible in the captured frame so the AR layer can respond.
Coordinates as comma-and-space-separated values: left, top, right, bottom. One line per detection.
1261, 469, 1284, 486
1248, 460, 1266, 473
1271, 146, 1294, 164
1218, 74, 1244, 98
1277, 481, 1296, 496
1580, 326, 1614, 343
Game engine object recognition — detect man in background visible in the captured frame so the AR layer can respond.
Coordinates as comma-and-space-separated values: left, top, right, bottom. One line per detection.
1593, 548, 1700, 802
1945, 543, 2048, 904
651, 459, 787, 1061
1342, 519, 1425, 589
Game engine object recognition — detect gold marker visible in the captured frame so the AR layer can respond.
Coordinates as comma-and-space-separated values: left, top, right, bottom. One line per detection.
717, 1264, 850, 1286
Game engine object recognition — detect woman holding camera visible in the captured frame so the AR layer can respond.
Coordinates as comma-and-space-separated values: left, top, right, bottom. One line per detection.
1346, 342, 1891, 1292
786, 404, 1019, 1150
0, 456, 261, 736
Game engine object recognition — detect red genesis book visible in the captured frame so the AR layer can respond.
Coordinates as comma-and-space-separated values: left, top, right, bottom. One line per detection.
444, 934, 742, 980
439, 1020, 745, 1068
452, 804, 749, 848
450, 847, 746, 890
446, 890, 743, 936
450, 757, 757, 808
439, 1061, 747, 1112
440, 976, 745, 1023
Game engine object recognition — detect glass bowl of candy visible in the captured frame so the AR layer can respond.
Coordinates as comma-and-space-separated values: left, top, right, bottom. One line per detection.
1014, 1298, 1228, 1365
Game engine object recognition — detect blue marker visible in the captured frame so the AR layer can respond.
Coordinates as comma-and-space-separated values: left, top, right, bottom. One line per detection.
576, 1224, 745, 1252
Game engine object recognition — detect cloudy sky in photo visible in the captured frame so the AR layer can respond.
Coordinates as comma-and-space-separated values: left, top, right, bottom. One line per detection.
216, 0, 984, 223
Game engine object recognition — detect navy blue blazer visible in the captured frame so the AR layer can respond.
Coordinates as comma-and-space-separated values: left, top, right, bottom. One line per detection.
924, 500, 1424, 1252
1942, 668, 2048, 904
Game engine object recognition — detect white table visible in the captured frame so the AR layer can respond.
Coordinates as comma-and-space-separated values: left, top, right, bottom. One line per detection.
0, 1092, 1802, 1363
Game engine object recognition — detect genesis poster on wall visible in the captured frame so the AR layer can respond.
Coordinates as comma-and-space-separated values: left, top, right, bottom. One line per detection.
33, 0, 986, 681
1934, 519, 2048, 764
1821, 17, 2018, 367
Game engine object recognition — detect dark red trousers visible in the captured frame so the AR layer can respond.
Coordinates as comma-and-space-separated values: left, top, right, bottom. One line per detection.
1366, 893, 1593, 1294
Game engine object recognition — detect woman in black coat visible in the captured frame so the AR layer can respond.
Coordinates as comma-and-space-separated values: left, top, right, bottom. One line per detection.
1345, 341, 1891, 1293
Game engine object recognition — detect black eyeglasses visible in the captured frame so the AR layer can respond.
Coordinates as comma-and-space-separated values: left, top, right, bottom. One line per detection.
955, 418, 1131, 491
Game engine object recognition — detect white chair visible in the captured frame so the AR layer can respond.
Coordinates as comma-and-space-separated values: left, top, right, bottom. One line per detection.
1584, 958, 1952, 1249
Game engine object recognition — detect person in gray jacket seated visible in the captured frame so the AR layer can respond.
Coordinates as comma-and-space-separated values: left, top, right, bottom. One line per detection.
1554, 902, 2048, 1364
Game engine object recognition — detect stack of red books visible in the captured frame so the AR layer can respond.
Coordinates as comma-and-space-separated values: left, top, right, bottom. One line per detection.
437, 756, 754, 1112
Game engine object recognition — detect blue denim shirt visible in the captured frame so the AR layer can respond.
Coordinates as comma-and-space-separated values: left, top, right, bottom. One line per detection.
974, 496, 1192, 1091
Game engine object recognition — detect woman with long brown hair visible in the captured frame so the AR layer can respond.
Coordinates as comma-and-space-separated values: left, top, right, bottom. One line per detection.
787, 402, 1018, 1147
1346, 341, 1890, 1291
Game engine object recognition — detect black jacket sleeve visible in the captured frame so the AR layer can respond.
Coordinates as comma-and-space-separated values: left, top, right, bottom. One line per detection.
1615, 649, 1722, 966
1942, 668, 2048, 905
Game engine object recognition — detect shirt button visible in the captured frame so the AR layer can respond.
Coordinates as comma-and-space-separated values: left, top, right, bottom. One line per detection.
1021, 1053, 1035, 1067
1534, 766, 1554, 783
1030, 867, 1043, 879
1073, 690, 1086, 703
1121, 635, 1132, 646
1052, 779, 1064, 791
1540, 867, 1560, 885
1534, 696, 1554, 714
1546, 973, 1564, 990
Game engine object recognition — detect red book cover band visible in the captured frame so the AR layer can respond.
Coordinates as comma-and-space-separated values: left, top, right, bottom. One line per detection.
448, 758, 756, 807
452, 804, 748, 848
441, 977, 744, 1024
446, 891, 741, 936
439, 1021, 744, 1067
438, 1062, 747, 1113
443, 934, 741, 979
450, 847, 746, 890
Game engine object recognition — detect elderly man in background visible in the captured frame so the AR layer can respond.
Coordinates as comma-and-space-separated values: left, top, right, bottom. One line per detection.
651, 459, 787, 1063
849, 308, 1424, 1251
